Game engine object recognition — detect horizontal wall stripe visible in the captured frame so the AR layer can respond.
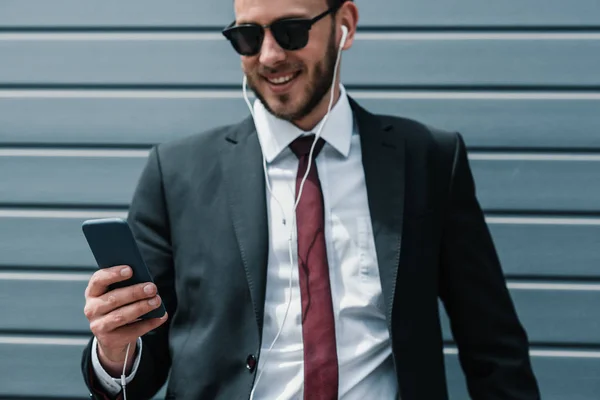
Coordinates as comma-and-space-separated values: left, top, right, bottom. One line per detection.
0, 336, 89, 346
444, 353, 600, 399
486, 217, 600, 226
3, 155, 600, 210
0, 216, 100, 268
0, 272, 91, 281
0, 155, 144, 206
0, 209, 128, 219
4, 213, 599, 276
353, 91, 600, 100
2, 277, 599, 343
1, 96, 598, 150
0, 342, 91, 397
356, 32, 600, 41
1, 38, 598, 87
0, 89, 248, 98
470, 153, 600, 161
2, 336, 599, 358
2, 89, 600, 100
507, 283, 600, 291
1, 270, 597, 290
0, 32, 223, 41
0, 148, 149, 158
8, 209, 600, 226
439, 287, 600, 344
3, 148, 600, 160
469, 158, 600, 212
0, 341, 590, 399
2, 32, 600, 41
2, 0, 600, 28
446, 348, 600, 359
522, 350, 600, 359
0, 341, 170, 398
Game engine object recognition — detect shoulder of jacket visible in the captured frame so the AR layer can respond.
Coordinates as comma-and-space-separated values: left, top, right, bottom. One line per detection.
375, 113, 459, 154
152, 117, 253, 160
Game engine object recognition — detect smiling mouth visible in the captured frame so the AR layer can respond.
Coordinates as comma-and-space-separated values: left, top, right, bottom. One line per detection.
264, 71, 301, 86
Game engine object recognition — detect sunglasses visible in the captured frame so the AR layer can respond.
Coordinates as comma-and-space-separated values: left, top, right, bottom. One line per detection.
222, 3, 343, 56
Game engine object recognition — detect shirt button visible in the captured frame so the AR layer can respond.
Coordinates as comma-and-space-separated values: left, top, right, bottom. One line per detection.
246, 354, 257, 372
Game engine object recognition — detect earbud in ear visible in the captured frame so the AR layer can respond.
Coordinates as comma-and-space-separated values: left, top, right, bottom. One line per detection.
340, 25, 349, 48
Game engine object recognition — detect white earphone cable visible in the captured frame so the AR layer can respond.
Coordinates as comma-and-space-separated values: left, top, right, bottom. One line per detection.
120, 342, 131, 400
248, 25, 348, 398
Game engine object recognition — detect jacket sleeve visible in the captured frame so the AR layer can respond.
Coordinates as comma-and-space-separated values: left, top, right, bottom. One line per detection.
438, 133, 541, 399
81, 146, 176, 400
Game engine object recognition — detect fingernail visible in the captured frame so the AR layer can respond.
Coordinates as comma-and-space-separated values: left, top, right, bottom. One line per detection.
120, 267, 131, 276
144, 284, 154, 295
148, 297, 158, 306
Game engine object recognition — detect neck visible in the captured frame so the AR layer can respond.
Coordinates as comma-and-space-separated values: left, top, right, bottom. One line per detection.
291, 83, 342, 132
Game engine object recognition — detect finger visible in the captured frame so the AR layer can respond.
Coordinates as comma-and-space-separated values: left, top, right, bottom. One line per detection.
85, 265, 133, 298
98, 313, 168, 350
86, 282, 157, 319
90, 295, 164, 335
123, 312, 168, 339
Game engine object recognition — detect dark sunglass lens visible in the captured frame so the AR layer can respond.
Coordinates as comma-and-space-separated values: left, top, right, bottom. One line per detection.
272, 20, 310, 51
227, 25, 263, 55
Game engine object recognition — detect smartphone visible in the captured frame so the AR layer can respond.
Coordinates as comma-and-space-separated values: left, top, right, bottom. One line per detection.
82, 217, 166, 320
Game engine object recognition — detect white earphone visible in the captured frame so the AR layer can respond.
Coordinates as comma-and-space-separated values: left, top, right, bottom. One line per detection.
341, 25, 349, 49
247, 23, 349, 399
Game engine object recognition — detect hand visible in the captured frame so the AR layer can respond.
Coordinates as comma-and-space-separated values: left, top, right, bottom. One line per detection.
84, 265, 168, 375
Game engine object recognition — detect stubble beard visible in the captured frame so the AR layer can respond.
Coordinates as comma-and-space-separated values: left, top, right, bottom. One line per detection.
246, 27, 338, 123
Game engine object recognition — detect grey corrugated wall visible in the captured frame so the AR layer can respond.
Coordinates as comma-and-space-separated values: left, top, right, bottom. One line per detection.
0, 1, 599, 398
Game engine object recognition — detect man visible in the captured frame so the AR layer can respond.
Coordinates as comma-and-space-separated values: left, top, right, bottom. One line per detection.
81, 0, 541, 399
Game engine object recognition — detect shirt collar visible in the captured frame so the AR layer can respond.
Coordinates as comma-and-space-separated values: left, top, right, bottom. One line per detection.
253, 84, 354, 163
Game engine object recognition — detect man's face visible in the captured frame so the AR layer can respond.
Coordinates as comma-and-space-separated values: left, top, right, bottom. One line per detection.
234, 0, 338, 122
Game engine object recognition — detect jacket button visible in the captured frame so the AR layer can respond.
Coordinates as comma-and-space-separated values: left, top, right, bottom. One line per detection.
246, 354, 257, 372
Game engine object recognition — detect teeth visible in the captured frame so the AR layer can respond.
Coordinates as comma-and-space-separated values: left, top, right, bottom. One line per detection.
268, 74, 295, 85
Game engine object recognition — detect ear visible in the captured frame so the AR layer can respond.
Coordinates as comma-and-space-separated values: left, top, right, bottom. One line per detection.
337, 1, 359, 51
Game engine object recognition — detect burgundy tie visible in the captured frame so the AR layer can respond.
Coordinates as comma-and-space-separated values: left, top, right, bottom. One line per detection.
289, 135, 339, 400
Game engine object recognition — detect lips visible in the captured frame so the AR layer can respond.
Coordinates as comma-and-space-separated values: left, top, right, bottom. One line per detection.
263, 71, 301, 86
267, 74, 295, 85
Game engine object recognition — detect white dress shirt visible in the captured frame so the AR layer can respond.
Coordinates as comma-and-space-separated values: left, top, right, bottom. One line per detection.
92, 85, 398, 399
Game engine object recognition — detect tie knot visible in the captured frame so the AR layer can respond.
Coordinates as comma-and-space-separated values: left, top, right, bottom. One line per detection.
289, 135, 325, 160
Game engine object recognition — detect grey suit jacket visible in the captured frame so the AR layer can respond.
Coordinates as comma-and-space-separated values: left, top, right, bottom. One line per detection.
82, 98, 540, 400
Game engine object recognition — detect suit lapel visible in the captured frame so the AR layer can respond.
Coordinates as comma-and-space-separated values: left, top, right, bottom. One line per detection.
351, 98, 406, 331
220, 117, 269, 334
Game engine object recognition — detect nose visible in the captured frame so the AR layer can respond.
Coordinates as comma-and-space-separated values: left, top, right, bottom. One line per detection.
258, 30, 286, 67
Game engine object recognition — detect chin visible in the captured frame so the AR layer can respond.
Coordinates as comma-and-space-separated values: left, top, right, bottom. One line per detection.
250, 74, 313, 121
261, 94, 305, 121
